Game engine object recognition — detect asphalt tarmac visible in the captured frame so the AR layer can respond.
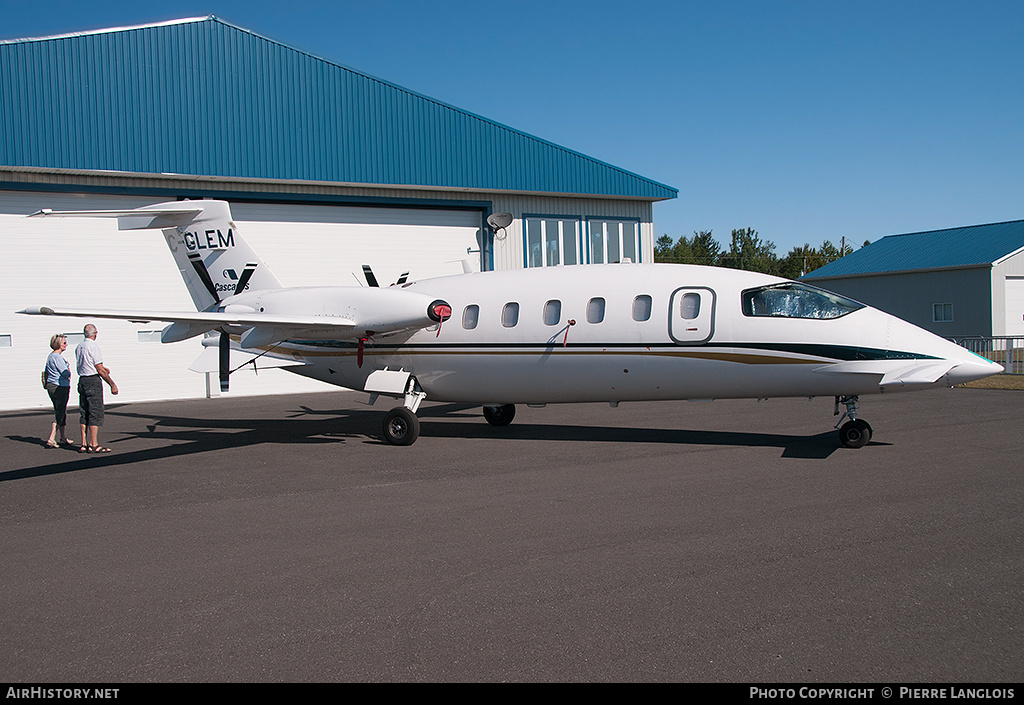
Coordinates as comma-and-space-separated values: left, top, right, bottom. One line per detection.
1, 387, 1021, 683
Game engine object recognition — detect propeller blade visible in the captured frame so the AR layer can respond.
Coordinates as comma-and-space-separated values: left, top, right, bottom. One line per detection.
395, 272, 409, 285
219, 330, 230, 392
362, 265, 379, 287
234, 262, 258, 295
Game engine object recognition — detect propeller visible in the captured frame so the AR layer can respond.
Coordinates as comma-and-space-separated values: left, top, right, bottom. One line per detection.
188, 252, 236, 392
363, 264, 410, 287
219, 330, 230, 392
362, 264, 380, 287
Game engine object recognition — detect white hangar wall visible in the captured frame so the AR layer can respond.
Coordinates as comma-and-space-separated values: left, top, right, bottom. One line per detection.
993, 252, 1024, 337
0, 174, 657, 411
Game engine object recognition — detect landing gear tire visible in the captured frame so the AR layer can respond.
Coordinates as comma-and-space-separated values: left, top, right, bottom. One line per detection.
383, 407, 420, 446
839, 419, 872, 449
483, 404, 516, 427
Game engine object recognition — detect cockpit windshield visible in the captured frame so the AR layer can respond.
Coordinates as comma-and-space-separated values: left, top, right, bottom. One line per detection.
741, 283, 864, 320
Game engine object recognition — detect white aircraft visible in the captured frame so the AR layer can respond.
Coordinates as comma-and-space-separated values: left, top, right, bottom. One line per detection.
18, 200, 1002, 447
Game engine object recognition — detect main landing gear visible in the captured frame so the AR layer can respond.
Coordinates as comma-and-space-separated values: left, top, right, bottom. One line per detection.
482, 404, 516, 427
835, 395, 872, 449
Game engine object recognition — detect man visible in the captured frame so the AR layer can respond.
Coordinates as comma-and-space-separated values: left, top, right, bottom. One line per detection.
75, 323, 118, 453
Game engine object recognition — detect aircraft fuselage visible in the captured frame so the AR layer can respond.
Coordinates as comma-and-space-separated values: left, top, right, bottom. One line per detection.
226, 264, 997, 405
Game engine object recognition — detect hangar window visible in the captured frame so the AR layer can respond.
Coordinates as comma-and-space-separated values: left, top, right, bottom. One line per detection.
544, 300, 561, 326
463, 304, 480, 330
587, 297, 606, 324
632, 295, 653, 322
742, 283, 864, 320
502, 302, 520, 328
933, 303, 954, 322
526, 217, 579, 268
588, 219, 639, 264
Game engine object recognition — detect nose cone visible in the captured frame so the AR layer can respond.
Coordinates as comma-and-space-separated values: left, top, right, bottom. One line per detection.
945, 354, 1004, 386
882, 314, 1004, 387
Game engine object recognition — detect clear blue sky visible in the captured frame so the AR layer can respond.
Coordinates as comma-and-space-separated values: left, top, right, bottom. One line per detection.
3, 0, 1021, 255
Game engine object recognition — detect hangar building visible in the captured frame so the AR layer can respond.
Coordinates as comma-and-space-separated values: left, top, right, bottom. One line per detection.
0, 16, 677, 411
803, 220, 1024, 340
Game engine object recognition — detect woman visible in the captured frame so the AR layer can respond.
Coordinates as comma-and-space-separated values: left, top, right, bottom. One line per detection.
44, 333, 72, 448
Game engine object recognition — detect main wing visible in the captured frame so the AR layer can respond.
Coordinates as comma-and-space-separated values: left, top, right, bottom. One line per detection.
17, 305, 357, 345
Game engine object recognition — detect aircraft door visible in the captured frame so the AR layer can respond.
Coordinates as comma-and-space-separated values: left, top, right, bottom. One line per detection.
669, 287, 715, 344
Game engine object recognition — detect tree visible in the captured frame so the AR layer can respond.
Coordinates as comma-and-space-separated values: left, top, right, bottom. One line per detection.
779, 239, 855, 278
689, 230, 721, 267
654, 230, 721, 266
655, 234, 675, 262
720, 228, 779, 274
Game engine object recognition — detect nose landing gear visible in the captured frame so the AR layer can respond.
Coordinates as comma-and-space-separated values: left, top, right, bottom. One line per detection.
835, 395, 872, 448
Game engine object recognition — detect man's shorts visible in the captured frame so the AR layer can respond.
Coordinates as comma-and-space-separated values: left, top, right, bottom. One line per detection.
78, 375, 104, 426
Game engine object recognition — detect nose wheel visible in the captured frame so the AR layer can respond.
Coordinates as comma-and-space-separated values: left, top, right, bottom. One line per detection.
835, 395, 872, 448
838, 418, 872, 449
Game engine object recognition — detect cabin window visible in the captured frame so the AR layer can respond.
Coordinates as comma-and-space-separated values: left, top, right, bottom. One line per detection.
587, 297, 606, 324
632, 295, 653, 322
679, 293, 701, 320
525, 217, 579, 268
933, 303, 954, 322
742, 283, 864, 320
587, 219, 639, 264
502, 302, 520, 327
463, 304, 480, 330
544, 300, 561, 326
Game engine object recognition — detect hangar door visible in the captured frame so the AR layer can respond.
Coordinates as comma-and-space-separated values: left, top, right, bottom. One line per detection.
230, 203, 485, 287
1006, 278, 1024, 337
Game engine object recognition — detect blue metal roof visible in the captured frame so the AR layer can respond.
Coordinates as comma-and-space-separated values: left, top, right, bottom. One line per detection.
0, 16, 677, 200
802, 220, 1024, 280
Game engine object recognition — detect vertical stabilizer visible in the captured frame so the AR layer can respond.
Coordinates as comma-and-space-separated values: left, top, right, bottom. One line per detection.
121, 201, 283, 310
30, 200, 283, 312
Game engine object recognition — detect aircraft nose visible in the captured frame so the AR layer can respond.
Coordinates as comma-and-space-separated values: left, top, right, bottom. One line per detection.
945, 354, 1004, 385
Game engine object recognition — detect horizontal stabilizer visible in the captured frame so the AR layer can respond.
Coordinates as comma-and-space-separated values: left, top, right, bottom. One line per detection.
30, 205, 204, 230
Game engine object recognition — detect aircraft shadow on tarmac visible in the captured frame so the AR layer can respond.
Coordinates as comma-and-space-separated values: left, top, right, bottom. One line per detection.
2, 403, 876, 481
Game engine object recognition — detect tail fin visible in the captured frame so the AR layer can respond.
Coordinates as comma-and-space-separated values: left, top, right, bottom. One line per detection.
127, 201, 282, 310
31, 200, 282, 311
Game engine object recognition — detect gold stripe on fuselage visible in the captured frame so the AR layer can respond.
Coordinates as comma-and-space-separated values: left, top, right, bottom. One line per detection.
244, 342, 827, 366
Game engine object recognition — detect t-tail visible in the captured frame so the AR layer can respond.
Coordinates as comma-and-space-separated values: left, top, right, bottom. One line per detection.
31, 200, 282, 310
119, 200, 282, 310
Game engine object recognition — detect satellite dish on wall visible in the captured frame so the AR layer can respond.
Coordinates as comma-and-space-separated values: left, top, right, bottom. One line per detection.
487, 212, 513, 241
